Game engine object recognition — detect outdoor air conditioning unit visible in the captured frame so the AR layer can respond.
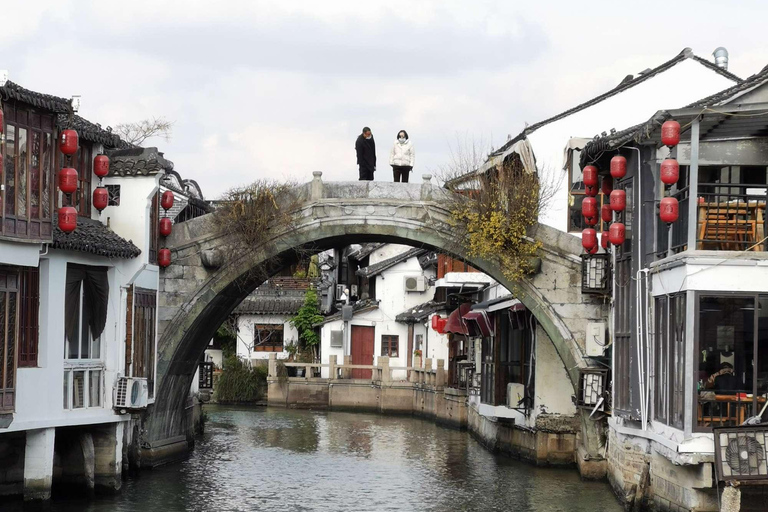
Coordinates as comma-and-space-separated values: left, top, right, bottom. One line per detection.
507, 383, 525, 409
404, 275, 427, 292
330, 329, 343, 348
114, 376, 149, 411
714, 426, 768, 482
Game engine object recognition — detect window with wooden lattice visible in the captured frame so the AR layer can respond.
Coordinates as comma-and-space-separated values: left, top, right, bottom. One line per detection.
253, 324, 284, 352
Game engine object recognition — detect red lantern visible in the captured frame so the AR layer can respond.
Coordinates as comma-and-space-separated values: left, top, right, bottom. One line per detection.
661, 120, 680, 147
93, 187, 108, 212
58, 206, 77, 233
159, 217, 172, 237
601, 231, 609, 249
601, 176, 613, 196
609, 222, 626, 246
582, 165, 598, 187
610, 155, 627, 179
158, 248, 171, 268
584, 214, 598, 226
58, 167, 78, 194
601, 204, 613, 223
59, 129, 79, 155
585, 184, 598, 197
610, 189, 626, 212
582, 228, 597, 252
94, 154, 110, 178
582, 196, 597, 218
659, 197, 679, 224
161, 190, 174, 211
660, 159, 679, 186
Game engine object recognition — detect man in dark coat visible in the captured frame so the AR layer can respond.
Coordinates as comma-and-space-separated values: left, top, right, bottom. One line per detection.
355, 127, 376, 181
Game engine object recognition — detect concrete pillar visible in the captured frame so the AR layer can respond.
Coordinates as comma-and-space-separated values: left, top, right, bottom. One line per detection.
435, 359, 445, 388
328, 355, 337, 380
425, 359, 432, 386
311, 171, 324, 200
343, 355, 351, 379
268, 353, 277, 378
380, 356, 391, 383
23, 427, 56, 501
420, 174, 433, 201
92, 423, 123, 492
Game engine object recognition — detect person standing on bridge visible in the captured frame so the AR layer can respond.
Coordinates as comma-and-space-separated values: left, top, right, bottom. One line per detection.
355, 127, 376, 181
389, 129, 415, 182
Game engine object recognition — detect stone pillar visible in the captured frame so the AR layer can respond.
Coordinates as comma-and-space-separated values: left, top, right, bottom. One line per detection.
311, 171, 324, 200
93, 423, 123, 492
420, 174, 433, 201
23, 427, 56, 501
424, 359, 432, 386
328, 355, 337, 380
343, 355, 351, 379
268, 353, 277, 378
380, 356, 391, 383
435, 359, 445, 388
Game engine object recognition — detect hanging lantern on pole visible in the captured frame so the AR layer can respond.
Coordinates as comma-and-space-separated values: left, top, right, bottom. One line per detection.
601, 176, 613, 196
609, 222, 626, 246
661, 120, 681, 147
610, 155, 627, 179
601, 204, 613, 223
582, 165, 598, 187
601, 231, 609, 249
581, 196, 598, 219
159, 217, 172, 237
94, 154, 110, 179
58, 167, 78, 194
161, 190, 174, 211
659, 197, 679, 224
610, 189, 626, 212
59, 129, 79, 155
158, 248, 171, 268
93, 187, 108, 212
660, 159, 679, 186
582, 228, 597, 252
58, 206, 77, 233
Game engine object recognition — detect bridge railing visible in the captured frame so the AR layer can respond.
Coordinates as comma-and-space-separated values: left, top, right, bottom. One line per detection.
267, 354, 444, 387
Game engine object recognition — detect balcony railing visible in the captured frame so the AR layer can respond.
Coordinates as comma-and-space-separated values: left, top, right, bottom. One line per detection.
697, 185, 767, 252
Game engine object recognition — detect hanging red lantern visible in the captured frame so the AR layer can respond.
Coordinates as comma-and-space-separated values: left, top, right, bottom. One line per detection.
601, 204, 613, 223
584, 214, 598, 226
158, 248, 172, 268
660, 159, 679, 186
161, 190, 174, 211
159, 217, 173, 237
661, 120, 680, 147
58, 206, 77, 233
59, 129, 79, 155
58, 167, 78, 194
582, 196, 598, 218
93, 187, 108, 212
94, 154, 110, 178
610, 155, 627, 179
610, 189, 626, 212
659, 197, 679, 224
609, 222, 626, 246
601, 176, 613, 196
601, 231, 609, 249
582, 228, 597, 252
585, 184, 598, 197
582, 165, 598, 187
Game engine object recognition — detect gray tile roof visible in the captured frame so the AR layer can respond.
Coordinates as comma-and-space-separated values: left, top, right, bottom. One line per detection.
56, 114, 128, 149
356, 248, 427, 278
0, 81, 71, 112
315, 299, 380, 326
235, 295, 306, 315
107, 147, 174, 177
53, 217, 141, 259
395, 300, 446, 323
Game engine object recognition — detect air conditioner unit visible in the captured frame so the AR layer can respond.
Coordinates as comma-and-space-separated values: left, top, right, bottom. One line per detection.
404, 275, 427, 292
507, 383, 525, 408
714, 426, 768, 482
114, 377, 149, 411
330, 330, 343, 348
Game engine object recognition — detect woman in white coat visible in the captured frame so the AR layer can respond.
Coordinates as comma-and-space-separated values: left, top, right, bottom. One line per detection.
389, 130, 415, 182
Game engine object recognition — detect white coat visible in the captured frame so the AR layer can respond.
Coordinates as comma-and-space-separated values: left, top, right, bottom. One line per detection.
389, 139, 415, 168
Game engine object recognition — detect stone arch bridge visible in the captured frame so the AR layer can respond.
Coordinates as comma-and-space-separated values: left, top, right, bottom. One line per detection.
149, 173, 607, 466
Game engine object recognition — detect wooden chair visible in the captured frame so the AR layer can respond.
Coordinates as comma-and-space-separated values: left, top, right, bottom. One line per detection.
697, 203, 757, 250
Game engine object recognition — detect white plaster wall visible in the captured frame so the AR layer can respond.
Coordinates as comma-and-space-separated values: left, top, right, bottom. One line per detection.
528, 59, 738, 232
236, 314, 299, 361
413, 319, 449, 366
0, 240, 41, 267
652, 257, 768, 295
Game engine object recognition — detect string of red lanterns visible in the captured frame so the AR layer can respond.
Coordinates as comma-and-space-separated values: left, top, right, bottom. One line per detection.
92, 153, 110, 212
659, 120, 681, 225
57, 129, 79, 233
158, 190, 175, 268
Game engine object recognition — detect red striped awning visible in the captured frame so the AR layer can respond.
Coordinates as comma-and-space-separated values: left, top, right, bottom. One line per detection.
463, 310, 494, 338
443, 303, 471, 335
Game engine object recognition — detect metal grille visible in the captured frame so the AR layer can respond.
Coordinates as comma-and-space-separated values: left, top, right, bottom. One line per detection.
581, 254, 610, 294
199, 362, 214, 390
714, 426, 768, 482
114, 377, 128, 408
576, 368, 609, 411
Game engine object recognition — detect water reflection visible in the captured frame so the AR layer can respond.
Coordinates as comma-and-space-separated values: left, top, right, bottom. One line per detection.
7, 405, 621, 512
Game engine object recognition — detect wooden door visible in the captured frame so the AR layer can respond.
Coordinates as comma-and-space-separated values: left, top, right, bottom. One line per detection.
350, 326, 374, 379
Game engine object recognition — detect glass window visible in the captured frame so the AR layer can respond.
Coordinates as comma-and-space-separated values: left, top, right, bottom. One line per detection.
381, 335, 399, 357
65, 280, 101, 360
63, 367, 103, 410
253, 324, 284, 352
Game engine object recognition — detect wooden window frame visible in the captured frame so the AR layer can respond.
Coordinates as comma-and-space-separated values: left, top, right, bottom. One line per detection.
132, 288, 157, 399
149, 192, 159, 264
0, 268, 19, 412
253, 324, 284, 352
381, 335, 399, 357
18, 267, 39, 368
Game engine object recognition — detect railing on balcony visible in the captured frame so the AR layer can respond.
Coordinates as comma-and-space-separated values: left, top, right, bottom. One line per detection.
696, 184, 767, 252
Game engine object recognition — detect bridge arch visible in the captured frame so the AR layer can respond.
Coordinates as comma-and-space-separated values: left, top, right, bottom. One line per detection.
148, 175, 606, 461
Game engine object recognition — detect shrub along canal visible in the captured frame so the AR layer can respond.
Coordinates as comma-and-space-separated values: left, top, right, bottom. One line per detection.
7, 405, 621, 511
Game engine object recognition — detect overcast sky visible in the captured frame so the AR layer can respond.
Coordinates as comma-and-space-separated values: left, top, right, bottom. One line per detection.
3, 0, 766, 199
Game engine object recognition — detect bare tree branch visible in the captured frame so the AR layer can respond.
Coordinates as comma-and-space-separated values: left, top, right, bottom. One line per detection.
114, 116, 174, 146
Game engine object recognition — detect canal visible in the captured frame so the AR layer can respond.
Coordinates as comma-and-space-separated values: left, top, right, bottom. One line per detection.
9, 405, 621, 511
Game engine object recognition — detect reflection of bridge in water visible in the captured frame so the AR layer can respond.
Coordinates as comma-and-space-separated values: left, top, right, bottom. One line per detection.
146, 173, 607, 477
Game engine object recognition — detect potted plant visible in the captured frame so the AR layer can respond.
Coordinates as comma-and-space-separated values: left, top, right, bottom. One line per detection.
413, 349, 423, 369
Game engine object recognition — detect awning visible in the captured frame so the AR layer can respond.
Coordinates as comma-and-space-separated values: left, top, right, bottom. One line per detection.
471, 295, 525, 313
463, 310, 494, 338
443, 303, 471, 335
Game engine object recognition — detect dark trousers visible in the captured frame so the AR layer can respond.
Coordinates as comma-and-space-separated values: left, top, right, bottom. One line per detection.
359, 167, 374, 181
393, 166, 412, 182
